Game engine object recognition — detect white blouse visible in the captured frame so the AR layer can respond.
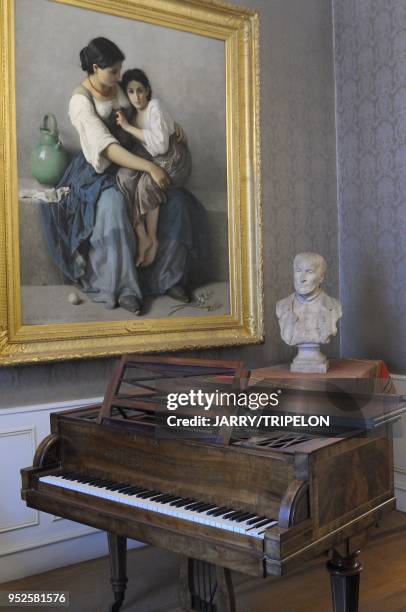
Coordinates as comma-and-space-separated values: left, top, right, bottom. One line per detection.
68, 86, 130, 173
136, 98, 175, 157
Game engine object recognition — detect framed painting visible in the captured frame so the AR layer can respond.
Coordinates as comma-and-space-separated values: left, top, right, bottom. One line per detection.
0, 0, 263, 365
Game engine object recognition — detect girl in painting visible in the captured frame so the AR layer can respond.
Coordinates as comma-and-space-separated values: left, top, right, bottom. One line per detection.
42, 37, 206, 313
115, 69, 192, 267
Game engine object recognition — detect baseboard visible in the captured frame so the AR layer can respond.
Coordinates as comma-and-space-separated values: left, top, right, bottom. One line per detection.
0, 530, 142, 584
391, 374, 406, 513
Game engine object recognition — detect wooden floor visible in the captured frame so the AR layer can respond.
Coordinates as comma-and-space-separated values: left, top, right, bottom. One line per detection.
2, 511, 406, 612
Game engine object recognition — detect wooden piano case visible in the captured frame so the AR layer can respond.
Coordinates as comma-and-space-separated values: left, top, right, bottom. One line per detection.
21, 357, 401, 612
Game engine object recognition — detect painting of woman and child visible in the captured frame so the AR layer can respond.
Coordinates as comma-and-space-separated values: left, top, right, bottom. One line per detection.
16, 0, 230, 324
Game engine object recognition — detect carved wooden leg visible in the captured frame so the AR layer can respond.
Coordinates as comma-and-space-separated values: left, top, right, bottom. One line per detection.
107, 532, 128, 612
326, 550, 362, 612
179, 556, 236, 612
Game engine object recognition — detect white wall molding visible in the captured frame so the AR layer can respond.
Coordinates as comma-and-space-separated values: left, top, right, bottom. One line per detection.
0, 397, 112, 582
0, 396, 102, 417
0, 426, 39, 533
1, 525, 99, 557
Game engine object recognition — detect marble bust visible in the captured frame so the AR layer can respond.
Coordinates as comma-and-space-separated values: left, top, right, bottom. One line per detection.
276, 252, 342, 373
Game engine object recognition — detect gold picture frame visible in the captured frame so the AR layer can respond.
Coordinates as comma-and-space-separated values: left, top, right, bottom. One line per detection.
0, 0, 262, 365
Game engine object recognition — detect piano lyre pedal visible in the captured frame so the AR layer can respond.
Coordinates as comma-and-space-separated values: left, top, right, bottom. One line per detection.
21, 356, 401, 612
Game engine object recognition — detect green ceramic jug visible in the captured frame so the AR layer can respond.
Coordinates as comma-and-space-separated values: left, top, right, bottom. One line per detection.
31, 113, 70, 186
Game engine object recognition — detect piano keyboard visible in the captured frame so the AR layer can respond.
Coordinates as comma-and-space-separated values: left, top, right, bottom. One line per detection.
39, 472, 277, 540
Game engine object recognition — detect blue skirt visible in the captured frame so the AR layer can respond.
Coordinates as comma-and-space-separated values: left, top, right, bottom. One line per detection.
41, 153, 207, 304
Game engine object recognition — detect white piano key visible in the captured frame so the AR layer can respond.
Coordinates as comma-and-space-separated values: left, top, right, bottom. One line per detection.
39, 475, 277, 539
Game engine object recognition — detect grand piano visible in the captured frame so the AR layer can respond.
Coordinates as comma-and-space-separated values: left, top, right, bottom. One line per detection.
21, 356, 402, 612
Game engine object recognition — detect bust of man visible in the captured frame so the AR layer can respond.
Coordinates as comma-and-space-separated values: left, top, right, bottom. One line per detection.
276, 252, 342, 372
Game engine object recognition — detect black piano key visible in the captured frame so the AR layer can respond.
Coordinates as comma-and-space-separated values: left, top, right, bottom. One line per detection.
118, 486, 145, 494
229, 511, 250, 521
153, 495, 178, 504
206, 506, 223, 516
247, 518, 273, 530
210, 507, 231, 517
190, 503, 211, 512
246, 515, 266, 525
144, 490, 163, 499
194, 504, 214, 513
95, 481, 116, 488
149, 493, 169, 501
155, 495, 179, 503
103, 482, 129, 490
123, 486, 147, 495
228, 511, 246, 520
158, 495, 182, 504
222, 510, 241, 519
148, 493, 171, 502
165, 496, 184, 504
200, 505, 218, 513
62, 474, 84, 482
235, 512, 254, 522
184, 501, 205, 510
88, 479, 113, 487
171, 498, 195, 507
176, 498, 198, 508
137, 490, 161, 499
169, 497, 189, 507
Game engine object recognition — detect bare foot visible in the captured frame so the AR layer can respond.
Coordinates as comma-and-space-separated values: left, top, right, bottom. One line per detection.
141, 238, 159, 267
136, 234, 152, 266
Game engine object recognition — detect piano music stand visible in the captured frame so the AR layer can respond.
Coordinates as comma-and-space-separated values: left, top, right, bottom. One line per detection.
96, 355, 250, 445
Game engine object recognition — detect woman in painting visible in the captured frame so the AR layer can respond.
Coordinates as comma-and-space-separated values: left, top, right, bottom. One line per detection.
41, 37, 205, 314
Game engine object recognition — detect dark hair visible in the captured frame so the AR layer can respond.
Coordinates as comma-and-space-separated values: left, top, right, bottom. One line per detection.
79, 37, 125, 74
121, 69, 152, 101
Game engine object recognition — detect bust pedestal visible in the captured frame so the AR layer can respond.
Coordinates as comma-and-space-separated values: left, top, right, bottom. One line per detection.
291, 343, 328, 373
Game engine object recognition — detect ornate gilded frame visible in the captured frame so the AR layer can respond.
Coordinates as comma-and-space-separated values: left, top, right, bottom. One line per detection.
0, 0, 262, 365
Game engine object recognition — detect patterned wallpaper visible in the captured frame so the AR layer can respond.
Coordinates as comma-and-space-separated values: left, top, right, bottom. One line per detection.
0, 0, 339, 403
200, 0, 339, 368
333, 0, 406, 371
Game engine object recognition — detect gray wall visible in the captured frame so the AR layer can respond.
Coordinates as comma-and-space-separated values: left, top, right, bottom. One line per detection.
333, 0, 406, 372
1, 0, 339, 406
213, 0, 339, 370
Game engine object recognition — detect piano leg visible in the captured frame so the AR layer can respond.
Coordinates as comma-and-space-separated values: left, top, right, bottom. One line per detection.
107, 533, 128, 612
179, 556, 236, 612
326, 550, 362, 612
